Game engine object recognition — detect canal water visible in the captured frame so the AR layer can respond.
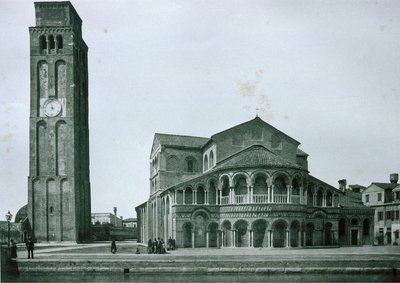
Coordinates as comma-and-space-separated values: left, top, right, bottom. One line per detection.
3, 272, 400, 282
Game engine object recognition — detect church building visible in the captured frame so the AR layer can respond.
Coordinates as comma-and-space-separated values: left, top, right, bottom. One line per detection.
136, 117, 374, 248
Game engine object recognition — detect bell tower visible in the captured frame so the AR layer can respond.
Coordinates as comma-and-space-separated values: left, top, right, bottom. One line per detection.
27, 1, 91, 242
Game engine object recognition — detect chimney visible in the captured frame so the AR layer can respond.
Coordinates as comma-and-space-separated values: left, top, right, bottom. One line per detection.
338, 179, 347, 191
390, 173, 399, 184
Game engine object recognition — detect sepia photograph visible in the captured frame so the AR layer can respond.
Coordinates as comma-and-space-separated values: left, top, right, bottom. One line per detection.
0, 0, 399, 282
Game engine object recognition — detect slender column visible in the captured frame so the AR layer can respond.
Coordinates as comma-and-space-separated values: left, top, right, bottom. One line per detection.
229, 187, 233, 204
221, 231, 224, 247
268, 186, 271, 203
249, 230, 252, 247
302, 231, 306, 247
270, 230, 274, 248
206, 231, 209, 248
247, 186, 250, 203
216, 189, 219, 205
313, 193, 316, 206
298, 231, 301, 247
219, 189, 222, 205
300, 187, 304, 204
271, 186, 275, 203
232, 230, 235, 247
287, 185, 291, 203
192, 230, 195, 248
286, 230, 290, 247
305, 190, 308, 205
264, 229, 269, 247
183, 190, 186, 205
193, 190, 197, 204
323, 193, 326, 207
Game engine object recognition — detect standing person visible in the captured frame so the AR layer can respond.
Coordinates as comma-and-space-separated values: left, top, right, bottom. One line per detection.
10, 239, 17, 258
147, 239, 153, 254
111, 239, 117, 254
153, 238, 157, 254
26, 237, 34, 259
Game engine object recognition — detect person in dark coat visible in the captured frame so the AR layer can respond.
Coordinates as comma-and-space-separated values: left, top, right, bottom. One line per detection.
10, 239, 17, 258
147, 239, 153, 254
111, 240, 117, 254
26, 237, 34, 259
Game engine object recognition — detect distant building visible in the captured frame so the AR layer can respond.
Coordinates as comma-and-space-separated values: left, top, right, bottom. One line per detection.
136, 117, 374, 248
123, 218, 137, 228
362, 173, 400, 245
91, 213, 123, 227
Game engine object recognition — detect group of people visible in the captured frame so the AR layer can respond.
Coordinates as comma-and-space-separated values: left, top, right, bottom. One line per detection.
147, 237, 176, 254
8, 236, 35, 259
110, 239, 141, 254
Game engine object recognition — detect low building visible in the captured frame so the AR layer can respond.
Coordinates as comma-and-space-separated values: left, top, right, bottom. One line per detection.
136, 116, 374, 248
91, 213, 123, 227
123, 218, 137, 228
362, 173, 400, 245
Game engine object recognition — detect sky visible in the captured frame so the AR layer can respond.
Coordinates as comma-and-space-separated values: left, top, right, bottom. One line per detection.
0, 0, 399, 221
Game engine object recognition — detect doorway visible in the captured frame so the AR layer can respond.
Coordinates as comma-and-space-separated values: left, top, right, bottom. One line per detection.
351, 229, 358, 245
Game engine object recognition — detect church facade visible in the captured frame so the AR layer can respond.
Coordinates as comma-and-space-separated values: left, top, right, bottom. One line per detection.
27, 2, 91, 242
136, 117, 374, 248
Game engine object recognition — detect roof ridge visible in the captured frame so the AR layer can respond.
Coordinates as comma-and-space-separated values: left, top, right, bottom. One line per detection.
155, 132, 209, 140
211, 116, 300, 145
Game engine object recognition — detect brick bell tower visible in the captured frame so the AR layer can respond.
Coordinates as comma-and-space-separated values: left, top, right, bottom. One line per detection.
27, 2, 91, 242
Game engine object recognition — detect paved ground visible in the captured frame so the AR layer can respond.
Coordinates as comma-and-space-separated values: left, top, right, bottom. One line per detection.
14, 241, 400, 260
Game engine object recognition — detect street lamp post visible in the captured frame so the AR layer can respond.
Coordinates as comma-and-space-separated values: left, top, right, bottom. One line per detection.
5, 211, 13, 248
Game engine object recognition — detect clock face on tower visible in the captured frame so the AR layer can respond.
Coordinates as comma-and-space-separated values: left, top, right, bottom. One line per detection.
43, 99, 62, 117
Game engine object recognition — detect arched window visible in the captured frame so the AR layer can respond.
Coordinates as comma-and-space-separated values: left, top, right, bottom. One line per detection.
39, 35, 46, 50
316, 189, 323, 206
166, 155, 179, 171
203, 155, 208, 171
209, 151, 214, 168
326, 191, 333, 207
186, 159, 194, 172
56, 35, 63, 49
48, 35, 55, 50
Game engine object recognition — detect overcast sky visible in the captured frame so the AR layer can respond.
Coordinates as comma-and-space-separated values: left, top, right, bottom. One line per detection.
0, 0, 399, 220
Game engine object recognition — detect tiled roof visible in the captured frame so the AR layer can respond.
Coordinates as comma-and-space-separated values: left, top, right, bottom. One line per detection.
339, 195, 368, 208
371, 183, 398, 190
211, 116, 300, 145
155, 133, 209, 148
213, 144, 303, 171
296, 148, 308, 156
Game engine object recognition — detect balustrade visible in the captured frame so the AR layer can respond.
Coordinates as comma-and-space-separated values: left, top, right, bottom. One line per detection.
273, 194, 287, 203
209, 193, 304, 205
234, 195, 247, 204
220, 196, 229, 205
253, 194, 268, 203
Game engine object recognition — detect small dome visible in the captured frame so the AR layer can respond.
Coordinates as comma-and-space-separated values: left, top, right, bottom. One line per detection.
15, 204, 28, 223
